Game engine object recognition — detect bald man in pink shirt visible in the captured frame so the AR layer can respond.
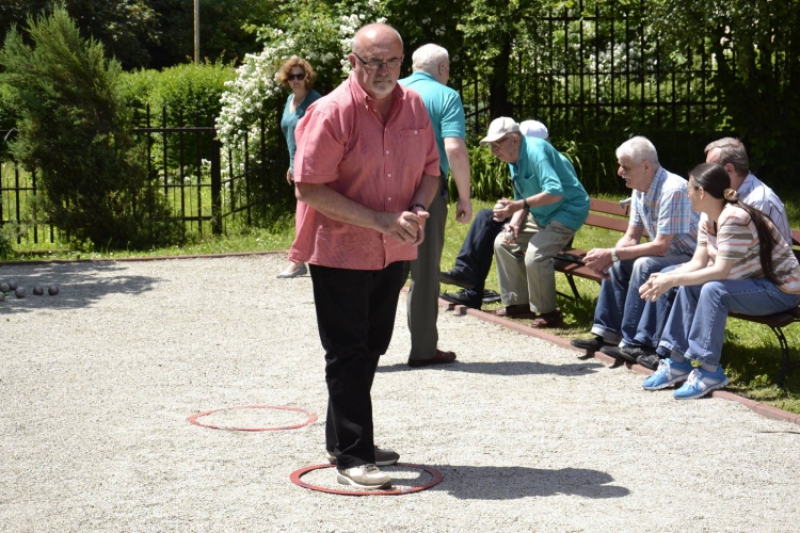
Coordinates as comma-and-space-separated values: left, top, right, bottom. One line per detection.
290, 23, 440, 491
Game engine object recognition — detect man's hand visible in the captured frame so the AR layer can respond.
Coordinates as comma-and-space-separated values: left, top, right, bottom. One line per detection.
456, 197, 473, 224
493, 198, 515, 222
501, 223, 517, 243
410, 209, 430, 245
286, 168, 294, 186
583, 247, 614, 276
376, 210, 430, 245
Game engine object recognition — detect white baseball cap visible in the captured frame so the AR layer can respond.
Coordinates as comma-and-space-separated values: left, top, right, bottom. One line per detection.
479, 117, 520, 145
519, 119, 548, 139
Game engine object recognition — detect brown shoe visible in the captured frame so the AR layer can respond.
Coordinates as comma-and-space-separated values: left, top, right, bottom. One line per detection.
493, 305, 537, 319
408, 349, 457, 368
530, 310, 563, 328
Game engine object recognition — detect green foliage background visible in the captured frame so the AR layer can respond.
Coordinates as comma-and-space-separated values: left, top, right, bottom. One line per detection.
0, 7, 183, 250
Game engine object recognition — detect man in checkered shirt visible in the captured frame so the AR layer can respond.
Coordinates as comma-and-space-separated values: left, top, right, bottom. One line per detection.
571, 136, 700, 366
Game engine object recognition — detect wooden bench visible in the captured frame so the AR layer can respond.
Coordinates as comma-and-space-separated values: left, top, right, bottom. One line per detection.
553, 198, 800, 387
554, 198, 634, 301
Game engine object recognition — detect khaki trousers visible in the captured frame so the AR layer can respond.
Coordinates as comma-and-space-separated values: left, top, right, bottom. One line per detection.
406, 177, 448, 361
493, 213, 575, 314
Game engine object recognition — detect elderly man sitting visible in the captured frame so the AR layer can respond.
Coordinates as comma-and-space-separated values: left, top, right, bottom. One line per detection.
570, 136, 698, 366
483, 117, 589, 328
439, 119, 550, 310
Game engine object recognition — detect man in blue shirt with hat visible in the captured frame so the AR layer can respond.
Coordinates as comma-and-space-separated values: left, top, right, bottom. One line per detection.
484, 117, 589, 328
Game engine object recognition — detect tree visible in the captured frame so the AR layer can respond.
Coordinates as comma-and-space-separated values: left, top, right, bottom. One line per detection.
648, 0, 800, 183
0, 0, 161, 69
0, 7, 183, 249
144, 0, 281, 69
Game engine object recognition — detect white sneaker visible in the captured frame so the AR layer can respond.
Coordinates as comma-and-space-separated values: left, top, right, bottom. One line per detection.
325, 446, 400, 467
336, 464, 392, 490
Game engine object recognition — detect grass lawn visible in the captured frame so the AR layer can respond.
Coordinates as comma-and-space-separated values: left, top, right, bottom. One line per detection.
5, 198, 800, 415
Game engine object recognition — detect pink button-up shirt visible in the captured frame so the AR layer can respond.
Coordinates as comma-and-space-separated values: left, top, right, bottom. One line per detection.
288, 75, 440, 270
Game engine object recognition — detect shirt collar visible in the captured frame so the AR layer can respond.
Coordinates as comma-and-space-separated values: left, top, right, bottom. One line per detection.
408, 71, 436, 83
348, 73, 406, 110
642, 166, 666, 201
738, 173, 757, 195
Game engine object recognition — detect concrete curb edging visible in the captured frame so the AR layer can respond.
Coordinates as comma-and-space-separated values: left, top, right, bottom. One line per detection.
440, 301, 800, 428
0, 250, 285, 267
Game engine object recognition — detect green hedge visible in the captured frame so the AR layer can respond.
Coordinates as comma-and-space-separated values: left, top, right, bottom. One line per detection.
121, 61, 236, 127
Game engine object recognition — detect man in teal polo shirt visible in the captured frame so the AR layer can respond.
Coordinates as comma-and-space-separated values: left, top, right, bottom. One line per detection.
485, 117, 589, 328
399, 44, 473, 367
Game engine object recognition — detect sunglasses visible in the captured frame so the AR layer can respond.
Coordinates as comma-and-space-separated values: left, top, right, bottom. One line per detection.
288, 72, 306, 81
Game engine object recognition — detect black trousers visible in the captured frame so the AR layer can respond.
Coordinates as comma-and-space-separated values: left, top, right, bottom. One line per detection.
309, 261, 408, 469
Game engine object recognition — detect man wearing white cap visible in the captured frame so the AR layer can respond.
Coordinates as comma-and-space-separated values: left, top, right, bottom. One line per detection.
484, 117, 589, 328
440, 119, 551, 309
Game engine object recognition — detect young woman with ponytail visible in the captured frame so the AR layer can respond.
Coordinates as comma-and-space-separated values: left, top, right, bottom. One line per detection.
638, 162, 800, 399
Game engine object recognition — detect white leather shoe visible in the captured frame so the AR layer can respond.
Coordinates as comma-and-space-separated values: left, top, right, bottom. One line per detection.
336, 464, 392, 490
276, 263, 307, 279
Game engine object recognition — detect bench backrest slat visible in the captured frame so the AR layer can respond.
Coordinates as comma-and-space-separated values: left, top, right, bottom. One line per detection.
589, 198, 630, 217
584, 213, 631, 233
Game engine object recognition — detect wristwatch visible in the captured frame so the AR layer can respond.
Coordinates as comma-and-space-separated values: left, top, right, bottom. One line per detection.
611, 249, 619, 262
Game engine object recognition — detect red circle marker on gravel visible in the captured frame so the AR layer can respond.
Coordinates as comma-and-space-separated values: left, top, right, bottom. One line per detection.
290, 463, 444, 496
188, 405, 317, 432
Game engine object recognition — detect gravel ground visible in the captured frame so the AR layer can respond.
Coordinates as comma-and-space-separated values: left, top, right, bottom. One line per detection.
2, 254, 800, 533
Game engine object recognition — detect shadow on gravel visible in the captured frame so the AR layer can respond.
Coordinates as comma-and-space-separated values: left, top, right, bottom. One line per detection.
378, 360, 602, 377
431, 465, 629, 500
0, 262, 162, 315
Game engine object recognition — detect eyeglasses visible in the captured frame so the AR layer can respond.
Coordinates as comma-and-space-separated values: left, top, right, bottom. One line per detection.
353, 53, 403, 70
288, 72, 306, 81
490, 136, 511, 149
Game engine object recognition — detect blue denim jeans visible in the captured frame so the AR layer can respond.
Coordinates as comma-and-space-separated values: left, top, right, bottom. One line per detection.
658, 278, 800, 368
630, 263, 682, 349
591, 255, 689, 344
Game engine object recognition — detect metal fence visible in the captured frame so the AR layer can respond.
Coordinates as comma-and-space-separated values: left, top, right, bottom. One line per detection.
458, 0, 725, 137
1, 107, 290, 245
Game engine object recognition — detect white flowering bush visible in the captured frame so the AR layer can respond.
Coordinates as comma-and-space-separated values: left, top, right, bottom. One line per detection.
214, 1, 385, 223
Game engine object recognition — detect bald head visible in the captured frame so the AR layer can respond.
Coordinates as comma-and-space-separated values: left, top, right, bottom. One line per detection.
352, 24, 403, 55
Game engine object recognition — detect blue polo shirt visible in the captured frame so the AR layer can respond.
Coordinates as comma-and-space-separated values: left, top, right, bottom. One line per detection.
398, 71, 466, 176
510, 136, 590, 231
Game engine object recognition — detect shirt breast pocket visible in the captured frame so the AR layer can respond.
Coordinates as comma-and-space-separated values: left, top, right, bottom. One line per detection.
401, 128, 427, 177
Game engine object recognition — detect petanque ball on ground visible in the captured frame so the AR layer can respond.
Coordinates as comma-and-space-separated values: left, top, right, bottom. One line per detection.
8, 280, 18, 290
48, 285, 59, 296
15, 287, 25, 298
0, 282, 8, 292
33, 286, 44, 296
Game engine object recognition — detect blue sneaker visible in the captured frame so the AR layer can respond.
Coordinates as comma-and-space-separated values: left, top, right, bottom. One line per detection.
673, 367, 730, 400
642, 358, 693, 390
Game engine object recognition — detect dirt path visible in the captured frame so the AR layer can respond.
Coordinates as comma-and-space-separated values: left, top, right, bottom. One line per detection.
1, 255, 798, 532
